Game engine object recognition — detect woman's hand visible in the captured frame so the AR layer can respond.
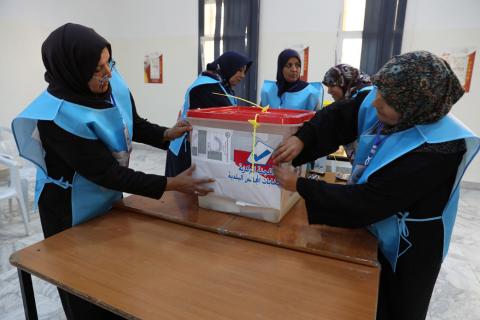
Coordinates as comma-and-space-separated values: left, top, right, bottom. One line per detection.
271, 136, 304, 164
166, 165, 215, 196
273, 165, 298, 192
163, 120, 193, 142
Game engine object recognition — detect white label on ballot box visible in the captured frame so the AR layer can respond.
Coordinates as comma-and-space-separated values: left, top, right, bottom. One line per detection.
192, 127, 284, 209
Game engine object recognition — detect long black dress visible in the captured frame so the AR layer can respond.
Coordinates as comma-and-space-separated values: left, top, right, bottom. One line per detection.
164, 72, 233, 177
37, 93, 169, 320
291, 93, 465, 320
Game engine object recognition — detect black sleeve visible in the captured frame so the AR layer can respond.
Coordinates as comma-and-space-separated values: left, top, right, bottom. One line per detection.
130, 93, 170, 150
37, 120, 167, 199
296, 149, 463, 228
292, 91, 369, 166
189, 83, 233, 109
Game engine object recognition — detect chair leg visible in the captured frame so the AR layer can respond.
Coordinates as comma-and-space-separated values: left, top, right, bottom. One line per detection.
21, 178, 30, 221
16, 196, 30, 235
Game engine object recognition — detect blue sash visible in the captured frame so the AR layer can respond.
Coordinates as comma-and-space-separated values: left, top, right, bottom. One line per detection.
260, 80, 323, 111
342, 86, 375, 163
355, 86, 377, 135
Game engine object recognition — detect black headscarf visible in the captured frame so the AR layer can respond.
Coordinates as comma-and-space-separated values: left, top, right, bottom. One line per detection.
206, 51, 252, 89
41, 23, 112, 108
276, 49, 309, 97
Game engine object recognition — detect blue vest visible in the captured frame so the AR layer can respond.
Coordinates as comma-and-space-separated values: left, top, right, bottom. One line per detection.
260, 80, 323, 111
354, 97, 479, 272
355, 86, 377, 134
343, 86, 375, 162
11, 70, 133, 226
169, 75, 236, 156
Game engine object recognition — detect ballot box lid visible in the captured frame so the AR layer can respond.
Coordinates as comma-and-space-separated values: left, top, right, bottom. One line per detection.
187, 106, 315, 125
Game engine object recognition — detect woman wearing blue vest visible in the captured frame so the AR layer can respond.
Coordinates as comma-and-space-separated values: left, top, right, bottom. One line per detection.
12, 23, 214, 320
260, 49, 322, 110
272, 51, 479, 320
323, 64, 372, 103
322, 64, 373, 163
165, 51, 252, 177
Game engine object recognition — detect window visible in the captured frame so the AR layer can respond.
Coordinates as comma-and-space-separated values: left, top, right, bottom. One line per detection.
359, 0, 407, 75
337, 0, 367, 68
200, 0, 224, 70
198, 0, 260, 104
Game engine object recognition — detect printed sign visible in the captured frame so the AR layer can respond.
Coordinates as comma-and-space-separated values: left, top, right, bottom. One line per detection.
191, 126, 232, 164
248, 141, 274, 165
144, 52, 163, 84
441, 48, 476, 93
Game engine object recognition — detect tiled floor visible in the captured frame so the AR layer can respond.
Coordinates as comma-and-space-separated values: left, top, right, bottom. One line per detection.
1, 144, 479, 319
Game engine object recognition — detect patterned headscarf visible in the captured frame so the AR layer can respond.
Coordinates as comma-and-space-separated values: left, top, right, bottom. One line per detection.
322, 64, 372, 99
372, 51, 464, 134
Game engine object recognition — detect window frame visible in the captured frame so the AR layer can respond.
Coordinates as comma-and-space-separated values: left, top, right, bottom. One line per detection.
336, 0, 366, 68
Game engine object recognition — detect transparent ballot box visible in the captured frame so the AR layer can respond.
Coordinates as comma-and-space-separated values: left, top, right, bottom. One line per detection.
187, 106, 315, 223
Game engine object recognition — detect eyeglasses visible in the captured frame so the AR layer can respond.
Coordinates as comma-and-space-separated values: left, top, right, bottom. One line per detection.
93, 60, 116, 84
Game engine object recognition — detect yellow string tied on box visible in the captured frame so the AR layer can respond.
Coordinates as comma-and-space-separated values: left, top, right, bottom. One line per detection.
248, 113, 260, 176
212, 92, 270, 177
323, 100, 334, 108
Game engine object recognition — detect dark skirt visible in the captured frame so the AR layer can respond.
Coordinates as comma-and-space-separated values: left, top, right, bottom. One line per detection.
375, 220, 444, 320
165, 140, 191, 177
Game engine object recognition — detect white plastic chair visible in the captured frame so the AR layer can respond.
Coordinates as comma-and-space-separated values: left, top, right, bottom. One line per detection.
0, 126, 33, 203
0, 153, 30, 234
0, 127, 21, 158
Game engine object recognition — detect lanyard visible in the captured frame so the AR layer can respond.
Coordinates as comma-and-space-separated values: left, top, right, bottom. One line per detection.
110, 94, 117, 106
347, 123, 388, 185
364, 123, 388, 166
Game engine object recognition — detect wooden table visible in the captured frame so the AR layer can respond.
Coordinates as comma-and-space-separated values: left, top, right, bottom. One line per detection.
118, 172, 378, 267
10, 173, 380, 319
118, 195, 377, 267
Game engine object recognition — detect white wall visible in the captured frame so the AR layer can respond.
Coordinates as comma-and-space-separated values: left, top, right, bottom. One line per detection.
0, 0, 198, 129
402, 0, 480, 182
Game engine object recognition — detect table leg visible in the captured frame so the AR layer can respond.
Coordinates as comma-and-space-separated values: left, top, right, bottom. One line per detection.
18, 269, 38, 320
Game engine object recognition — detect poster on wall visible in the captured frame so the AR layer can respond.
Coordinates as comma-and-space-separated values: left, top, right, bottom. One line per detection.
291, 45, 310, 82
440, 48, 476, 93
144, 52, 163, 84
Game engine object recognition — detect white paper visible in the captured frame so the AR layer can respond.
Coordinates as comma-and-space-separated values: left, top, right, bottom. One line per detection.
191, 126, 232, 164
193, 158, 282, 210
191, 127, 285, 209
149, 55, 160, 80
